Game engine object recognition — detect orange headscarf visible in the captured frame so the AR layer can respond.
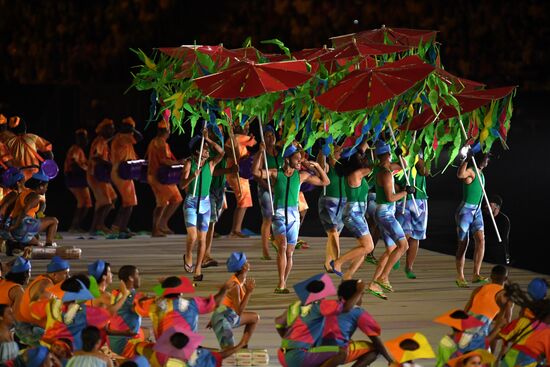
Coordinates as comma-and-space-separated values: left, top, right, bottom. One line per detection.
95, 118, 114, 134
122, 117, 136, 127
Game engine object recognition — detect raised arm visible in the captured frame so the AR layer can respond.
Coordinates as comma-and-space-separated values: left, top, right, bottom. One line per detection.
204, 128, 225, 167
179, 160, 198, 190
252, 143, 277, 182
301, 160, 330, 186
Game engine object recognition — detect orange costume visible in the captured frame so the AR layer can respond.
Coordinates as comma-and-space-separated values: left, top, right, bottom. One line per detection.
0, 140, 14, 201
0, 279, 20, 306
0, 114, 15, 144
87, 134, 117, 208
225, 134, 256, 208
469, 283, 504, 320
64, 144, 92, 208
14, 274, 52, 327
10, 187, 44, 219
5, 117, 52, 181
146, 136, 182, 207
110, 131, 138, 207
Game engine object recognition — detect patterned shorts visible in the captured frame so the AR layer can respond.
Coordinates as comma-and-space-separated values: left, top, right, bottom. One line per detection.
396, 198, 428, 240
209, 187, 226, 223
343, 201, 370, 238
455, 201, 484, 241
272, 206, 300, 246
318, 196, 346, 232
366, 193, 377, 219
257, 185, 274, 219
11, 216, 41, 244
210, 305, 241, 348
184, 195, 211, 232
375, 203, 406, 247
278, 347, 341, 367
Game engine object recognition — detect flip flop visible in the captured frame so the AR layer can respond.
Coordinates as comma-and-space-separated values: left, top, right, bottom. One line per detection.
405, 269, 417, 279
274, 287, 290, 294
330, 260, 343, 277
374, 280, 394, 293
324, 264, 334, 273
392, 259, 401, 270
260, 255, 272, 261
472, 276, 489, 284
183, 255, 195, 273
456, 279, 469, 288
366, 288, 388, 300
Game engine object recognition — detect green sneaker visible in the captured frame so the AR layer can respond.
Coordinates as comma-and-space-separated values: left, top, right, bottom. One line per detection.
405, 269, 417, 279
365, 254, 378, 265
392, 259, 401, 270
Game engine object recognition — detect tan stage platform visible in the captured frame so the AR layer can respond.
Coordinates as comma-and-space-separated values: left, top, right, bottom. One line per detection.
29, 234, 542, 366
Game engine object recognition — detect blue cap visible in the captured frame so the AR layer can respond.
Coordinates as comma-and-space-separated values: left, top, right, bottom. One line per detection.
47, 256, 70, 273
264, 125, 276, 136
375, 140, 391, 155
31, 168, 50, 182
2, 167, 24, 188
87, 260, 106, 281
188, 135, 202, 151
283, 145, 299, 159
226, 252, 247, 272
26, 346, 49, 367
133, 356, 151, 367
10, 256, 31, 273
528, 278, 548, 301
62, 279, 94, 302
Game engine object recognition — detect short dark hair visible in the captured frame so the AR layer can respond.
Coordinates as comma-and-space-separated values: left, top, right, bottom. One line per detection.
0, 304, 9, 317
118, 265, 137, 282
162, 276, 182, 298
24, 178, 47, 190
338, 280, 359, 300
492, 265, 508, 279
61, 274, 90, 292
81, 326, 101, 352
5, 270, 30, 285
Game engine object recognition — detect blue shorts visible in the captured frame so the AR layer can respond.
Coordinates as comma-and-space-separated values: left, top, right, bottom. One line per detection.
210, 305, 241, 348
209, 187, 226, 223
257, 185, 274, 219
375, 203, 406, 247
272, 206, 300, 246
455, 202, 484, 241
396, 199, 428, 240
11, 217, 41, 244
184, 195, 211, 232
366, 193, 377, 219
318, 196, 346, 232
343, 201, 370, 238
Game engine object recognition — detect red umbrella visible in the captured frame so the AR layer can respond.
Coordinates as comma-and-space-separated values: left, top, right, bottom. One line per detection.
292, 47, 333, 60
316, 55, 435, 112
330, 27, 438, 48
229, 47, 265, 62
159, 45, 240, 65
194, 60, 313, 99
436, 68, 485, 93
403, 86, 516, 131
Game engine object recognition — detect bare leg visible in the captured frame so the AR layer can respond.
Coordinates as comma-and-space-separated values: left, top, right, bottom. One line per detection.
372, 247, 392, 281
472, 230, 485, 279
205, 222, 215, 260
185, 227, 197, 267
378, 238, 408, 282
39, 217, 58, 244
274, 234, 287, 289
237, 311, 259, 347
456, 238, 469, 282
152, 206, 165, 237
194, 231, 207, 278
260, 218, 272, 258
319, 348, 348, 367
324, 229, 340, 269
405, 237, 419, 272
283, 245, 295, 284
351, 351, 379, 367
116, 206, 133, 232
333, 235, 374, 280
159, 201, 180, 232
231, 207, 247, 234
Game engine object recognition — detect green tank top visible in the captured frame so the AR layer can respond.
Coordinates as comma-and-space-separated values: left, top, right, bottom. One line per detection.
325, 166, 345, 198
266, 151, 281, 169
346, 176, 369, 202
374, 166, 393, 204
210, 158, 226, 190
189, 159, 212, 197
463, 171, 484, 205
274, 168, 300, 208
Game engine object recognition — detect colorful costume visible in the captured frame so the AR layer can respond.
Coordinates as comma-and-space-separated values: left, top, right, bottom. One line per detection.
110, 132, 138, 207
464, 283, 504, 351
5, 133, 52, 181
0, 279, 20, 307
373, 166, 406, 247
0, 341, 19, 363
343, 177, 370, 238
499, 313, 550, 367
272, 168, 301, 246
64, 144, 92, 209
225, 134, 256, 208
108, 288, 146, 355
87, 135, 117, 208
9, 187, 44, 243
146, 136, 182, 207
184, 160, 212, 233
257, 152, 281, 219
318, 167, 346, 233
456, 171, 485, 240
396, 172, 428, 240
210, 274, 245, 348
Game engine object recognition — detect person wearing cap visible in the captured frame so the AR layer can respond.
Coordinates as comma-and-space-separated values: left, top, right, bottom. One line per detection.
367, 140, 412, 299
209, 252, 258, 350
181, 127, 225, 282
13, 256, 69, 346
110, 117, 143, 238
0, 257, 31, 307
9, 170, 59, 246
0, 304, 19, 363
455, 149, 491, 287
2, 345, 60, 367
253, 141, 330, 294
275, 274, 363, 367
87, 118, 117, 236
66, 325, 114, 367
394, 150, 430, 280
87, 260, 130, 315
145, 119, 183, 237
5, 116, 53, 182
253, 124, 281, 260
64, 129, 92, 233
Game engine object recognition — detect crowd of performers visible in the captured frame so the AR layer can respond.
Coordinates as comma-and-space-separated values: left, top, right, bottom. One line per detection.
0, 113, 547, 366
0, 255, 548, 367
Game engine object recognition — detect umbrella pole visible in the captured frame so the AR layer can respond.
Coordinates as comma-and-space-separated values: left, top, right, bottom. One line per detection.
227, 122, 243, 196
458, 118, 502, 242
323, 120, 327, 196
387, 123, 420, 215
192, 119, 208, 197
258, 117, 275, 214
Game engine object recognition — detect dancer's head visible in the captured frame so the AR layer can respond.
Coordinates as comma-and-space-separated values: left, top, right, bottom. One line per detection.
75, 129, 88, 147
96, 118, 115, 138
337, 279, 362, 306
81, 326, 102, 352
490, 265, 508, 284
0, 304, 15, 328
226, 252, 249, 275
283, 144, 302, 170
119, 265, 140, 289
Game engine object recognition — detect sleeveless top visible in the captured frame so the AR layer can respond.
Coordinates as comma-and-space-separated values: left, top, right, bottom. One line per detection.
188, 159, 212, 197
210, 158, 226, 190
10, 188, 43, 218
346, 176, 369, 203
15, 274, 51, 324
0, 280, 19, 306
274, 169, 300, 208
222, 275, 246, 312
325, 166, 345, 199
374, 166, 394, 204
463, 171, 484, 205
469, 283, 504, 320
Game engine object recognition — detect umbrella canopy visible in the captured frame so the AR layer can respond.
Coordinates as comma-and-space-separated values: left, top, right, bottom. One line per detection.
330, 26, 438, 48
159, 45, 240, 65
229, 47, 265, 62
436, 68, 485, 93
291, 47, 333, 61
194, 60, 313, 99
403, 86, 516, 131
316, 55, 435, 112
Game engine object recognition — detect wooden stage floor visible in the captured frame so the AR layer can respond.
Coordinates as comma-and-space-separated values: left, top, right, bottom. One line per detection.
31, 233, 543, 366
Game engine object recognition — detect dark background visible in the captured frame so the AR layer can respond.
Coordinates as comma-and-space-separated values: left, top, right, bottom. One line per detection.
1, 0, 548, 274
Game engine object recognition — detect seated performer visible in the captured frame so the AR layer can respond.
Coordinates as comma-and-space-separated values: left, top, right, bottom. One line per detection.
0, 257, 30, 308
66, 326, 113, 367
180, 128, 224, 282
209, 252, 258, 349
64, 129, 92, 232
87, 260, 130, 315
87, 119, 117, 235
146, 119, 183, 237
252, 142, 329, 294
110, 117, 143, 237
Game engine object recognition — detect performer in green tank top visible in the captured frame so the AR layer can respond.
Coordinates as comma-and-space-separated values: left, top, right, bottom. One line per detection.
455, 149, 491, 288
252, 142, 330, 294
181, 127, 224, 282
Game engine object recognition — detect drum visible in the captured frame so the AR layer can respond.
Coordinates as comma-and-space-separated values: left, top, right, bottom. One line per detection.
56, 246, 82, 259
30, 247, 58, 259
41, 159, 59, 179
157, 164, 183, 185
118, 159, 147, 180
238, 156, 254, 179
139, 161, 149, 183
94, 161, 112, 183
65, 166, 88, 188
